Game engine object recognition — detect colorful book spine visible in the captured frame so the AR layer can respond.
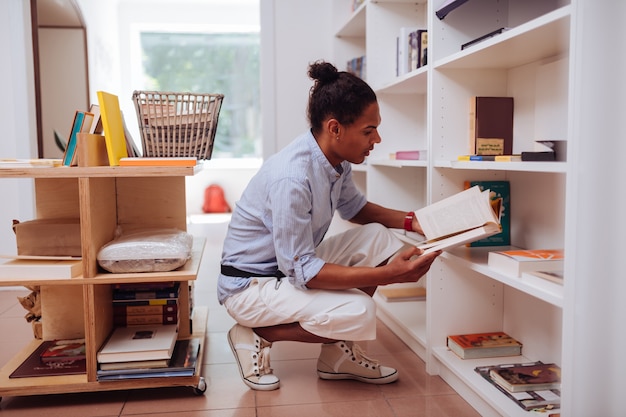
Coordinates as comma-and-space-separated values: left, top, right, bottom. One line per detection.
463, 180, 510, 247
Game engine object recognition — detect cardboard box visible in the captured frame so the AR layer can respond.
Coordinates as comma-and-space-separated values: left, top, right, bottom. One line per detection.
13, 218, 81, 257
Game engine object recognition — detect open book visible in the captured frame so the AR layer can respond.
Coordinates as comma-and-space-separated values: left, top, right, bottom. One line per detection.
403, 185, 502, 254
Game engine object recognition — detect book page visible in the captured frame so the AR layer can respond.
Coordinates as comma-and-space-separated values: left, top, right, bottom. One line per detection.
415, 186, 499, 240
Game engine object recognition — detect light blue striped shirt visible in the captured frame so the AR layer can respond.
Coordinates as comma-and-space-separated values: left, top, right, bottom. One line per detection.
217, 130, 367, 304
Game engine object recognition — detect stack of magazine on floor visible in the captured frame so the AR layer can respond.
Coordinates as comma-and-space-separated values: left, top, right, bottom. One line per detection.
474, 361, 561, 411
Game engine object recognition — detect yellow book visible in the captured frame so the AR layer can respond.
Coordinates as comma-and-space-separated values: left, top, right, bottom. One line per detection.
97, 91, 129, 166
494, 155, 522, 162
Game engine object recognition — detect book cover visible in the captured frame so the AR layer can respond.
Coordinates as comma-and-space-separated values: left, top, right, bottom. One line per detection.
475, 362, 561, 411
419, 30, 428, 67
112, 282, 180, 300
464, 180, 510, 247
112, 298, 178, 306
99, 356, 170, 371
395, 150, 426, 160
489, 362, 561, 393
97, 90, 129, 166
118, 157, 197, 167
40, 338, 86, 363
62, 111, 91, 167
412, 185, 502, 254
377, 286, 426, 302
397, 27, 418, 76
488, 249, 564, 277
113, 303, 178, 316
97, 324, 178, 363
96, 338, 200, 380
524, 270, 564, 284
88, 103, 103, 134
113, 312, 178, 327
10, 341, 86, 378
70, 112, 94, 166
469, 96, 514, 156
0, 259, 83, 279
447, 331, 522, 359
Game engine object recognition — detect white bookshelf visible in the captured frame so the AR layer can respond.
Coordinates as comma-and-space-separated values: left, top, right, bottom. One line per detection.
263, 0, 626, 414
331, 0, 570, 415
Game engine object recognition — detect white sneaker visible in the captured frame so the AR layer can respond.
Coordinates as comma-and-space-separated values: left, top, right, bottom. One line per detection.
317, 340, 398, 384
227, 324, 280, 390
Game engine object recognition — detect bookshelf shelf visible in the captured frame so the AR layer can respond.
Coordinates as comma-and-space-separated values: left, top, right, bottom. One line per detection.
0, 167, 207, 398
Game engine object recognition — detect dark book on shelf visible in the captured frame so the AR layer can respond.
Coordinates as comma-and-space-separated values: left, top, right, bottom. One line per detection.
96, 338, 200, 380
463, 180, 510, 247
461, 27, 509, 50
113, 303, 178, 316
10, 341, 86, 378
447, 331, 521, 359
435, 0, 470, 20
475, 362, 561, 411
469, 96, 514, 156
521, 151, 556, 161
112, 282, 180, 300
113, 312, 178, 327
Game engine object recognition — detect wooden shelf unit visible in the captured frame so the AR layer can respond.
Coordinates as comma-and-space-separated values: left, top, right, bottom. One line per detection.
0, 165, 207, 397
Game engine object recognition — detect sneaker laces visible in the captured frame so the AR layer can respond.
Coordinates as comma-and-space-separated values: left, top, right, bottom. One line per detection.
349, 342, 379, 369
257, 343, 273, 375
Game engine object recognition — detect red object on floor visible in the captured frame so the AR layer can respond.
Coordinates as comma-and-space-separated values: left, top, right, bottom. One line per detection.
202, 184, 231, 213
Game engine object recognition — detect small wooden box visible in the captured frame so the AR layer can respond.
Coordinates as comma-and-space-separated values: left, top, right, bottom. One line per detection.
13, 218, 81, 257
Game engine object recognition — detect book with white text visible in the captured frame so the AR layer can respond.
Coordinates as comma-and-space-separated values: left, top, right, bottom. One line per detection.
97, 324, 178, 363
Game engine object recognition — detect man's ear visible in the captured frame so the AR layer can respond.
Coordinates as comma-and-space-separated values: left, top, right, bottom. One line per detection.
326, 119, 340, 136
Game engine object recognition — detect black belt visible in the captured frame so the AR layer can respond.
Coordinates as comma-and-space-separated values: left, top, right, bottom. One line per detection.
221, 265, 285, 278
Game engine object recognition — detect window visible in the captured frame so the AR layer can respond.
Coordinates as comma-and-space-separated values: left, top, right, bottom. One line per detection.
137, 30, 261, 158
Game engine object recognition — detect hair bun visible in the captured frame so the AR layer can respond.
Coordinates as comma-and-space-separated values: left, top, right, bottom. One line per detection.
308, 61, 339, 84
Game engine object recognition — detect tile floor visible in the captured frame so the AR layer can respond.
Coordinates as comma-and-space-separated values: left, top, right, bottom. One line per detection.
0, 216, 480, 417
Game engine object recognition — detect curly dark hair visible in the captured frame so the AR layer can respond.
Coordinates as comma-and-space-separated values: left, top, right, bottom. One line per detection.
307, 60, 377, 135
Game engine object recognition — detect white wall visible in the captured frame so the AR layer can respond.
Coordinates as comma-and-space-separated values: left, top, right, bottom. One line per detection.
0, 0, 37, 255
260, 0, 334, 157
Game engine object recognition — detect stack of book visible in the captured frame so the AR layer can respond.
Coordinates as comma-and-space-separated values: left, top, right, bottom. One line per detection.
475, 361, 562, 411
94, 281, 195, 380
112, 282, 180, 327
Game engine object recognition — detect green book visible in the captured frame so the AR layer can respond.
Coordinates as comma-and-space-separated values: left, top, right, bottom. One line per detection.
463, 180, 510, 247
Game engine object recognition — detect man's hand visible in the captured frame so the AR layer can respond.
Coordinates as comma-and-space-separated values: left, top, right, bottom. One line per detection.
386, 246, 441, 284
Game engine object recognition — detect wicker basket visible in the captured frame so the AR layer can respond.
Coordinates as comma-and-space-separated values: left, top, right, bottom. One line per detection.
132, 91, 224, 159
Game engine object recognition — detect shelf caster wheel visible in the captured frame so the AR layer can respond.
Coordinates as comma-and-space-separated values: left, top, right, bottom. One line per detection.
193, 377, 207, 395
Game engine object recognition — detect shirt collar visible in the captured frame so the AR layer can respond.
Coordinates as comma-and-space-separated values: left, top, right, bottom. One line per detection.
307, 130, 344, 179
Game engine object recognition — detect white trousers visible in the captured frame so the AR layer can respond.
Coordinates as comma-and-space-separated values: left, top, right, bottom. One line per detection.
223, 223, 405, 341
